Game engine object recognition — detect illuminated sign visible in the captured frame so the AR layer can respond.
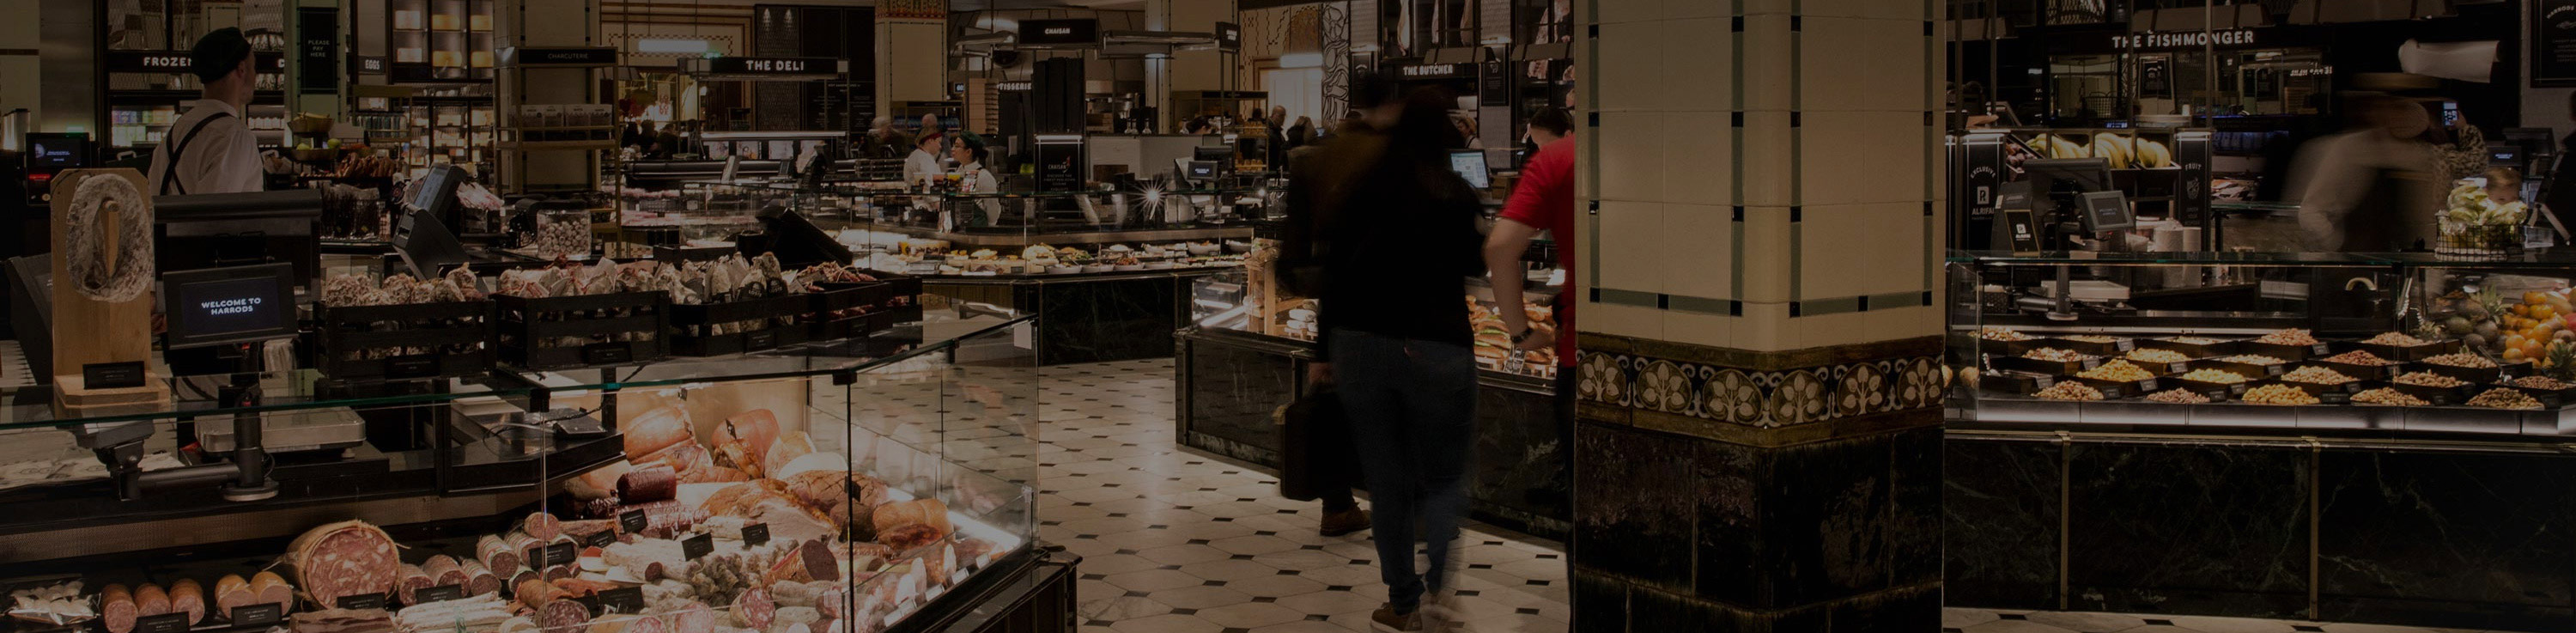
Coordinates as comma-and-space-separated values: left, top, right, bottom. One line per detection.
2110, 29, 2257, 49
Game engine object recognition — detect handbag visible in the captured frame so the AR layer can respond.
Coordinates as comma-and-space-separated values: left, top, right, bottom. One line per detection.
1276, 384, 1358, 502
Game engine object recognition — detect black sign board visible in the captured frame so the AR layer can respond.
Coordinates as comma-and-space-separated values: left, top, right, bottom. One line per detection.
136, 613, 188, 633
1215, 22, 1242, 51
336, 593, 387, 610
742, 523, 770, 546
298, 8, 338, 91
1036, 139, 1084, 193
2140, 58, 2170, 99
417, 584, 465, 604
230, 604, 283, 627
526, 545, 549, 569
84, 361, 145, 389
1479, 60, 1510, 106
511, 47, 619, 67
595, 587, 644, 614
1397, 63, 1473, 81
584, 528, 617, 548
2541, 1, 2576, 87
708, 57, 835, 76
683, 533, 714, 560
1019, 19, 1101, 46
358, 57, 386, 74
582, 342, 632, 365
106, 51, 286, 74
619, 509, 648, 533
544, 541, 577, 566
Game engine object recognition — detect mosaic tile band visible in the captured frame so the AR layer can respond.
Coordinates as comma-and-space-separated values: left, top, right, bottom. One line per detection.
1575, 334, 1944, 435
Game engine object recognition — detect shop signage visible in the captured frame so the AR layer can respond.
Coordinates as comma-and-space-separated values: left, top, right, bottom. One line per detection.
2109, 29, 2256, 50
508, 47, 618, 67
2537, 1, 2576, 87
1019, 19, 1101, 46
1400, 63, 1473, 80
1216, 22, 1242, 51
106, 51, 286, 75
996, 81, 1033, 91
705, 57, 838, 76
1479, 60, 1510, 106
357, 57, 386, 74
297, 8, 337, 91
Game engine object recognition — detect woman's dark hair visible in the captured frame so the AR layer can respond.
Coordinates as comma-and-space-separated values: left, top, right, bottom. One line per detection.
958, 135, 990, 164
1387, 88, 1467, 157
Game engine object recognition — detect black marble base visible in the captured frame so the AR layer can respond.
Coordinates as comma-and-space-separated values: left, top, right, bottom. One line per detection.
1023, 276, 1182, 364
1942, 438, 2060, 610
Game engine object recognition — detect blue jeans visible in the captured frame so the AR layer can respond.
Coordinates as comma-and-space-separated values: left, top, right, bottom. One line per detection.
1328, 329, 1477, 613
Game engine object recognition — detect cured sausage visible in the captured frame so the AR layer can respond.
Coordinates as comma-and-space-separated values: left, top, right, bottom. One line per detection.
394, 565, 434, 606
523, 513, 562, 542
100, 584, 137, 633
477, 535, 524, 575
669, 605, 714, 633
459, 560, 501, 597
731, 588, 774, 631
422, 555, 466, 588
250, 572, 294, 612
213, 575, 253, 615
876, 524, 945, 551
167, 579, 206, 624
621, 406, 693, 460
281, 520, 399, 608
133, 584, 171, 617
616, 466, 677, 505
538, 598, 591, 633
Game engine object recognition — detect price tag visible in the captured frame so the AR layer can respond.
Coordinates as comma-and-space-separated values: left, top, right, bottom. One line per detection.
386, 354, 439, 379
418, 584, 465, 603
683, 533, 714, 560
2164, 362, 2190, 374
620, 509, 648, 534
2031, 376, 2054, 389
2136, 379, 2159, 392
136, 613, 189, 633
742, 523, 770, 546
595, 587, 644, 614
584, 342, 634, 365
546, 541, 577, 567
2311, 343, 2332, 356
337, 593, 387, 610
585, 529, 617, 548
745, 330, 778, 350
527, 545, 549, 569
2112, 339, 2135, 352
231, 603, 283, 626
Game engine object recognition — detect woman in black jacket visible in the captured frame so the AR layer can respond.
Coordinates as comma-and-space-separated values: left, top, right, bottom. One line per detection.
1284, 86, 1485, 632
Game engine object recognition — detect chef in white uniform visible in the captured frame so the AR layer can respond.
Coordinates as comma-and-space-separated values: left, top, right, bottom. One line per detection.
901, 132, 945, 190
950, 135, 1002, 228
146, 27, 264, 196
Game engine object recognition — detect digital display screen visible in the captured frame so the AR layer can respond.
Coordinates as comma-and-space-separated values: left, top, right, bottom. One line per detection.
1187, 161, 1218, 180
179, 277, 284, 336
1449, 151, 1491, 189
26, 134, 86, 168
2081, 191, 2134, 232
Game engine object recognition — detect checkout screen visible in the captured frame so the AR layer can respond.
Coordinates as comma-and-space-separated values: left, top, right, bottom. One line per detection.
178, 277, 286, 337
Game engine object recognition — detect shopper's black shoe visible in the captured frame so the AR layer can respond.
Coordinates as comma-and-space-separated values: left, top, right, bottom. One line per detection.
1370, 605, 1424, 632
1321, 508, 1371, 537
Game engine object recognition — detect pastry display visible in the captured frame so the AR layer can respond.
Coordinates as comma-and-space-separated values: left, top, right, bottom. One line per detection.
2317, 350, 2396, 366
2022, 348, 2096, 362
2242, 384, 2319, 405
2144, 389, 2209, 404
2255, 329, 2318, 346
2280, 366, 2358, 385
2033, 382, 2105, 401
2076, 360, 2154, 382
2178, 368, 2249, 384
2394, 371, 2468, 387
2213, 355, 2287, 366
2123, 349, 2192, 364
2467, 387, 2545, 410
2423, 353, 2499, 368
2353, 388, 2428, 406
1981, 327, 2033, 342
2360, 332, 2430, 347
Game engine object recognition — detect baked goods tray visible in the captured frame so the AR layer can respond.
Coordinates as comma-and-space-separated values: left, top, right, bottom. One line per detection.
1972, 397, 2576, 435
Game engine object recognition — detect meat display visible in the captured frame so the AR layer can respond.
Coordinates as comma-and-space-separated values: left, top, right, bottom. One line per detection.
618, 466, 680, 504
251, 573, 295, 612
132, 583, 170, 617
167, 579, 206, 624
283, 520, 400, 608
99, 584, 136, 633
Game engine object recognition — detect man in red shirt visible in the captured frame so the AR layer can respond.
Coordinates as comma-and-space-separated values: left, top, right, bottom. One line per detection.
1485, 108, 1577, 380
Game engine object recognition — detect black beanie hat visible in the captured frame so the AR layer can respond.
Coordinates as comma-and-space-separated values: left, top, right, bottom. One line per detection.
190, 27, 253, 84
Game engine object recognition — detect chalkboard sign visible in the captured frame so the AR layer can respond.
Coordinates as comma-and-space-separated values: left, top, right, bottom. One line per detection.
417, 584, 464, 604
620, 509, 647, 533
1479, 60, 1510, 107
595, 587, 644, 614
585, 529, 617, 548
1020, 19, 1101, 46
545, 541, 577, 566
230, 603, 283, 627
136, 613, 188, 633
2541, 1, 2576, 87
336, 593, 386, 610
683, 533, 714, 560
743, 523, 769, 546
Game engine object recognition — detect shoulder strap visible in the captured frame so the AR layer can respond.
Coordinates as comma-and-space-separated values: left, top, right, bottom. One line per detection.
157, 111, 236, 196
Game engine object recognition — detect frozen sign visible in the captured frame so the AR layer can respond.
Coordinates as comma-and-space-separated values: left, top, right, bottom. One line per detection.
2109, 29, 2256, 50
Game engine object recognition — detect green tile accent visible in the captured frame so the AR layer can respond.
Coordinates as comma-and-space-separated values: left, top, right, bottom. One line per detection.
1868, 291, 1929, 309
1802, 296, 1862, 316
1597, 288, 1662, 308
1668, 295, 1734, 315
1731, 212, 1746, 300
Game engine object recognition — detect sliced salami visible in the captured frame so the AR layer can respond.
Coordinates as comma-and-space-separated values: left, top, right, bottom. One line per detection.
538, 598, 592, 633
395, 564, 434, 605
460, 560, 502, 597
423, 555, 467, 587
100, 584, 137, 633
281, 520, 399, 608
542, 565, 574, 582
523, 512, 563, 542
732, 588, 774, 631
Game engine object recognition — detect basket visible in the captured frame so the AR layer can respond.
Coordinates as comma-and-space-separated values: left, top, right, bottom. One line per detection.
311, 301, 496, 380
494, 291, 671, 369
670, 293, 814, 356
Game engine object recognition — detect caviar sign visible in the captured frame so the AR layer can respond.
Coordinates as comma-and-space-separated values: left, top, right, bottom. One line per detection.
2109, 29, 2256, 50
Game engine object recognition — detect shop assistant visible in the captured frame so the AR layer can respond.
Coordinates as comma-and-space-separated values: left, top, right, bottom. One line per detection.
146, 27, 264, 196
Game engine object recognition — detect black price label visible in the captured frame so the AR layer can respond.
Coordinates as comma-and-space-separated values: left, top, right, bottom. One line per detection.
231, 603, 283, 626
545, 542, 577, 567
526, 545, 549, 570
585, 529, 617, 548
683, 533, 714, 560
337, 593, 386, 610
418, 584, 464, 603
594, 587, 644, 614
745, 330, 778, 350
583, 342, 633, 365
742, 523, 769, 546
2312, 344, 2332, 355
620, 509, 648, 533
84, 361, 146, 389
135, 612, 188, 633
386, 354, 439, 378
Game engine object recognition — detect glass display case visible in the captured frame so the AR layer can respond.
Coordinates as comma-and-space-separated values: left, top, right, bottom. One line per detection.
0, 308, 1049, 633
1951, 251, 2576, 435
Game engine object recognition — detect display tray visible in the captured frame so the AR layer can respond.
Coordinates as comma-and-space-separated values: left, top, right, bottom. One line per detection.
2239, 340, 2330, 361
669, 293, 813, 356
493, 291, 671, 369
311, 301, 498, 381
2419, 360, 2528, 384
2133, 337, 2241, 357
2036, 336, 2134, 356
2345, 338, 2462, 362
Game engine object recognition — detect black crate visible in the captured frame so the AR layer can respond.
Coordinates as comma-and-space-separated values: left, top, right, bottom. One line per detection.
2385, 380, 2473, 405
2071, 376, 2160, 399
1990, 355, 2100, 375
2170, 375, 2253, 399
671, 293, 815, 356
2191, 357, 2290, 380
2421, 360, 2512, 384
2135, 337, 2240, 357
808, 279, 893, 341
495, 291, 671, 369
2493, 380, 2576, 409
2274, 376, 2372, 396
311, 301, 497, 380
2304, 358, 2400, 380
1979, 371, 2059, 396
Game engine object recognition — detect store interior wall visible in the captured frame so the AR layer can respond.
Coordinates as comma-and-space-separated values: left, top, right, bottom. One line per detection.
35, 0, 91, 134
0, 0, 38, 126
2523, 16, 2573, 139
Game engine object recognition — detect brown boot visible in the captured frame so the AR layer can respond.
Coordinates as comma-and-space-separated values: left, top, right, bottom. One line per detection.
1321, 507, 1370, 537
1369, 605, 1424, 632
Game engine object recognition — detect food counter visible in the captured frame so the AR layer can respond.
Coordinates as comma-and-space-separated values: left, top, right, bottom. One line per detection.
0, 304, 1066, 633
1947, 251, 2576, 631
1170, 249, 1570, 539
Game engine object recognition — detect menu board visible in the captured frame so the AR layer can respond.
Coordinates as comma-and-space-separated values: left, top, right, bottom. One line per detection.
2540, 0, 2576, 87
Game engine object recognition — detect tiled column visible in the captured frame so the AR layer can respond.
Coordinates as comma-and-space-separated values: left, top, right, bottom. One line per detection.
874, 0, 948, 121
1571, 1, 1947, 630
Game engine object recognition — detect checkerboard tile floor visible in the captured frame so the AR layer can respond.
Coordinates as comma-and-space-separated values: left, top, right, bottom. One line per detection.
1038, 360, 2482, 633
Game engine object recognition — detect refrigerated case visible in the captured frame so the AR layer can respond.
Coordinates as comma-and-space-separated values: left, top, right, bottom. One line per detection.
0, 311, 1065, 633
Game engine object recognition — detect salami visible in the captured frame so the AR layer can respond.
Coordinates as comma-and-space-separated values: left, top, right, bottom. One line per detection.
731, 589, 774, 630
812, 586, 843, 620
669, 605, 714, 633
538, 599, 591, 633
281, 520, 399, 608
459, 560, 501, 597
523, 513, 562, 542
100, 584, 137, 633
477, 535, 524, 575
513, 580, 566, 610
167, 579, 206, 624
617, 466, 678, 505
611, 501, 707, 539
134, 584, 171, 617
212, 575, 252, 615
876, 524, 945, 551
542, 565, 573, 582
394, 565, 434, 606
509, 569, 541, 595
251, 572, 295, 612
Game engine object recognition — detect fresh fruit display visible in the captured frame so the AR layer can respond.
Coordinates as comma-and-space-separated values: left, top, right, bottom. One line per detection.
2033, 382, 2105, 401
2022, 348, 2096, 362
2281, 366, 2358, 385
2430, 286, 2574, 364
2394, 371, 2468, 387
2424, 353, 2500, 368
2318, 350, 2396, 366
2077, 360, 2154, 382
2144, 389, 2209, 404
2124, 349, 2192, 364
2360, 332, 2429, 347
2243, 384, 2319, 405
2353, 388, 2428, 406
2254, 329, 2318, 346
2178, 368, 2250, 384
2467, 387, 2544, 410
1981, 327, 2033, 342
2214, 355, 2287, 366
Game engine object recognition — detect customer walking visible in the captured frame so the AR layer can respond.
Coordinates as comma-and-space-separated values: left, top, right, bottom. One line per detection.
1283, 83, 1486, 633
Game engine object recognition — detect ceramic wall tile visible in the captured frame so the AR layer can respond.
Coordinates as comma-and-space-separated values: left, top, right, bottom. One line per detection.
1573, 346, 1944, 427
1800, 110, 1929, 206
1596, 111, 1666, 202
1585, 301, 1668, 342
1663, 113, 1734, 205
1736, 301, 1801, 352
1799, 16, 1928, 113
1663, 310, 1737, 350
1662, 203, 1735, 301
1798, 202, 1928, 301
1663, 17, 1734, 112
1801, 0, 1936, 21
1740, 14, 1795, 113
1597, 200, 1667, 295
1595, 0, 1662, 25
1595, 21, 1663, 113
1737, 111, 1796, 207
1738, 206, 1794, 303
